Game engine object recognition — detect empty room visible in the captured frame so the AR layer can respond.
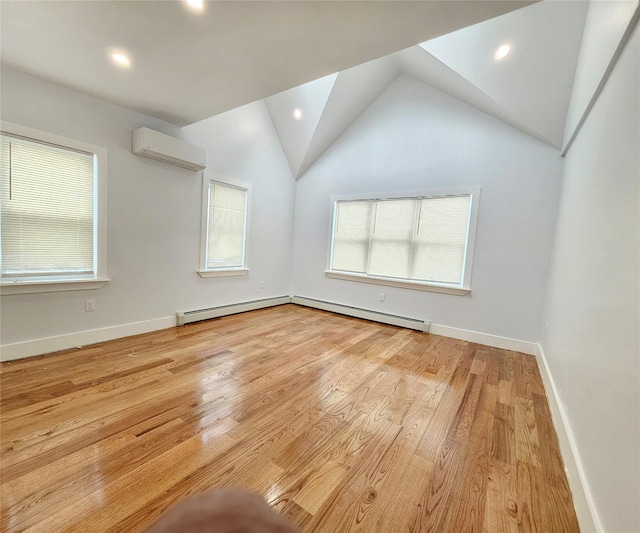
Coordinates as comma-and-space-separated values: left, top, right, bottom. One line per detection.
1, 1, 638, 532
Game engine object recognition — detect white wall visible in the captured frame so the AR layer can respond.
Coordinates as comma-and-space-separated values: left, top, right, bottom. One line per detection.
291, 74, 564, 343
0, 67, 295, 356
181, 100, 296, 301
540, 23, 639, 533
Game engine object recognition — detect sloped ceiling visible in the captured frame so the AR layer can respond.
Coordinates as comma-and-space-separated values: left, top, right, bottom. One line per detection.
1, 0, 590, 179
0, 0, 533, 126
266, 57, 401, 179
421, 0, 589, 148
264, 0, 589, 178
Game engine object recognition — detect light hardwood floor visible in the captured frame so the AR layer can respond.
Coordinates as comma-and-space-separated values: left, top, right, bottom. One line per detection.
0, 304, 579, 532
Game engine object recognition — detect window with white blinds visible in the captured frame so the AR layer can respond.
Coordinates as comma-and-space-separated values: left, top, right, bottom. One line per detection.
204, 180, 248, 270
330, 194, 476, 289
1, 132, 97, 281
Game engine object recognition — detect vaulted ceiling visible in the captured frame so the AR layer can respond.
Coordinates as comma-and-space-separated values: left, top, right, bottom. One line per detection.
2, 1, 591, 180
0, 0, 532, 126
265, 0, 589, 178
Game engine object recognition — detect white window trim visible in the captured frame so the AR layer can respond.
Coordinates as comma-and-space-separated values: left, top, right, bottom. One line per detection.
0, 121, 109, 295
197, 268, 249, 278
199, 174, 251, 277
325, 271, 470, 295
0, 278, 109, 295
326, 187, 480, 295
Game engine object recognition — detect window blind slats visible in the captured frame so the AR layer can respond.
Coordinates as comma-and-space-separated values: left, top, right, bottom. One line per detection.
412, 196, 471, 284
368, 199, 416, 279
1, 134, 95, 277
206, 182, 247, 269
330, 195, 472, 286
331, 201, 371, 273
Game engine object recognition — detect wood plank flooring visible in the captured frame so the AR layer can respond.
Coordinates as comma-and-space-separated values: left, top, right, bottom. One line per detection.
0, 304, 580, 532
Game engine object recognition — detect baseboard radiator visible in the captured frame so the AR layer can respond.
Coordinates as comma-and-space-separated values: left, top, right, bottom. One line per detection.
177, 296, 291, 326
291, 296, 430, 333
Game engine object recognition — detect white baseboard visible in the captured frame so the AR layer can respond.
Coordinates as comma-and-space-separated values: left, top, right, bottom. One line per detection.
428, 323, 538, 355
1, 296, 296, 362
0, 316, 176, 362
0, 298, 532, 365
290, 295, 536, 354
536, 343, 601, 533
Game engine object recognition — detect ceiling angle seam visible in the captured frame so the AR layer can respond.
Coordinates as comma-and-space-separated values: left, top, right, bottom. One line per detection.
561, 4, 640, 157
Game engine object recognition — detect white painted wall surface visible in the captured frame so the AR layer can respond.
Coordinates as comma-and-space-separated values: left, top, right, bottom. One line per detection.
0, 67, 294, 352
540, 25, 639, 533
563, 0, 639, 148
181, 101, 296, 295
291, 74, 564, 342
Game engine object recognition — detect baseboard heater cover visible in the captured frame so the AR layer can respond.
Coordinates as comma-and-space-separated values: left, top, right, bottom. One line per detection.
177, 296, 291, 326
291, 296, 430, 333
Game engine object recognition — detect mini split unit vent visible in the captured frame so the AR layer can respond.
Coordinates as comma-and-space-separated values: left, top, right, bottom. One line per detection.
132, 127, 206, 170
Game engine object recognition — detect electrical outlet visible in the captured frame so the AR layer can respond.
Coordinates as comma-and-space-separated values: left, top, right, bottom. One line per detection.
260, 281, 265, 289
379, 293, 385, 302
85, 299, 96, 312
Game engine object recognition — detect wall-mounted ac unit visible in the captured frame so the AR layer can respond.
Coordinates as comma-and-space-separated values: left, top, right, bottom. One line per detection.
132, 127, 206, 171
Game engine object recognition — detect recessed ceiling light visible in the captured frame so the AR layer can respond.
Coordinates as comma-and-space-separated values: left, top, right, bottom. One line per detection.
110, 52, 131, 68
293, 108, 303, 120
495, 44, 511, 61
185, 0, 204, 10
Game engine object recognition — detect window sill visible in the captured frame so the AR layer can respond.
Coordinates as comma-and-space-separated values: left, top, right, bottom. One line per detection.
0, 278, 110, 295
197, 269, 249, 278
325, 271, 470, 295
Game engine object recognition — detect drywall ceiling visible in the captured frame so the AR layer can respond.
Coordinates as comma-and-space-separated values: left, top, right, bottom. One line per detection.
0, 0, 533, 126
264, 0, 589, 177
266, 56, 401, 178
420, 0, 589, 148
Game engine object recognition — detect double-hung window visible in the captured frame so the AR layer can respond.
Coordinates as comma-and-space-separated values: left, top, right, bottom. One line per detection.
327, 191, 479, 294
199, 178, 249, 277
0, 123, 107, 294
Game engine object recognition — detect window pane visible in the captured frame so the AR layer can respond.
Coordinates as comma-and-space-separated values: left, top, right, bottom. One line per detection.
367, 199, 416, 279
412, 196, 471, 284
331, 201, 372, 273
329, 194, 474, 288
207, 182, 247, 269
212, 182, 246, 211
1, 134, 95, 277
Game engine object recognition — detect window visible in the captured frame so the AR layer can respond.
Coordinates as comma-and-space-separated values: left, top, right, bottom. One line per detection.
0, 122, 107, 294
327, 191, 479, 295
199, 178, 249, 277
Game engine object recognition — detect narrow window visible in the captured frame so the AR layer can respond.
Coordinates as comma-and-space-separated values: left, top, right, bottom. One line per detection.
204, 180, 248, 271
